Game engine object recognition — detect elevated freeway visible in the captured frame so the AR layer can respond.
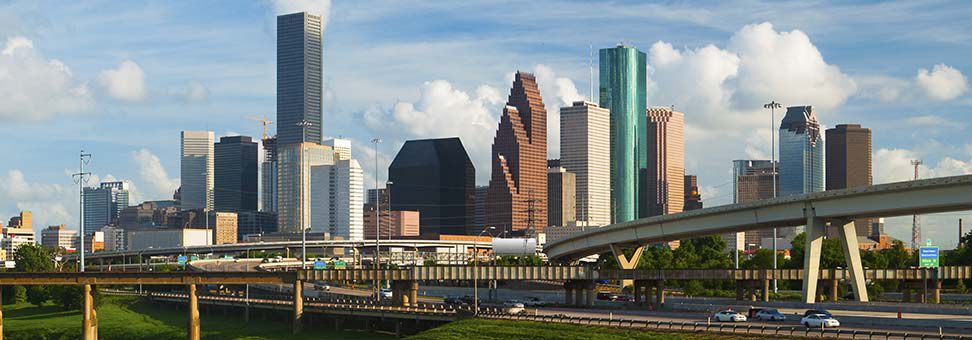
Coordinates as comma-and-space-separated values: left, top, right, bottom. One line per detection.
544, 174, 972, 304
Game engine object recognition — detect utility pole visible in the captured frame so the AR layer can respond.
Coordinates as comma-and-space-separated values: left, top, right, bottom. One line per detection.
71, 150, 92, 272
911, 160, 923, 250
297, 120, 313, 269
763, 101, 781, 292
371, 137, 382, 300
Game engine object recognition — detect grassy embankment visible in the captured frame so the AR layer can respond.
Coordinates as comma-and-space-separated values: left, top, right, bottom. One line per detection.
407, 318, 772, 340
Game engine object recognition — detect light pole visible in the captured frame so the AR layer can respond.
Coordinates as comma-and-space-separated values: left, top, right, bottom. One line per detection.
763, 101, 781, 293
386, 181, 393, 241
371, 137, 382, 299
474, 226, 495, 316
297, 120, 313, 269
72, 150, 92, 272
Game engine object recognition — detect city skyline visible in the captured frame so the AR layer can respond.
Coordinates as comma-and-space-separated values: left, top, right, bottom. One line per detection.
2, 1, 972, 247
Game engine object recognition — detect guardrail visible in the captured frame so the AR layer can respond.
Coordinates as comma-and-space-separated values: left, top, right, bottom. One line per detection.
475, 309, 969, 340
145, 291, 467, 317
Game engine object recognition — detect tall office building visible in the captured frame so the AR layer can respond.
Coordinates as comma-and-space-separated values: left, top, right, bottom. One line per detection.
261, 137, 278, 213
277, 143, 334, 233
599, 45, 647, 223
826, 124, 873, 237
684, 175, 703, 211
644, 107, 685, 217
733, 160, 778, 248
214, 136, 259, 212
473, 186, 488, 227
560, 101, 611, 227
276, 12, 323, 146
547, 167, 576, 227
180, 131, 214, 210
389, 138, 475, 236
324, 138, 351, 160
779, 106, 823, 239
487, 72, 548, 235
311, 159, 364, 240
83, 181, 130, 232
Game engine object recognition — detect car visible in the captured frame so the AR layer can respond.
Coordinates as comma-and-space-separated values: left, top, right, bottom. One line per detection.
754, 308, 786, 321
596, 292, 614, 301
378, 288, 393, 299
713, 310, 747, 322
522, 297, 547, 307
613, 295, 632, 302
504, 302, 526, 314
459, 295, 481, 305
803, 309, 833, 318
801, 314, 840, 328
313, 282, 330, 291
503, 300, 523, 307
443, 296, 465, 305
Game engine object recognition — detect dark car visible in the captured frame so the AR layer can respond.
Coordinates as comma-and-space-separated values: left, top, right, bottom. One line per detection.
804, 309, 832, 318
596, 292, 614, 301
443, 296, 465, 305
459, 295, 481, 305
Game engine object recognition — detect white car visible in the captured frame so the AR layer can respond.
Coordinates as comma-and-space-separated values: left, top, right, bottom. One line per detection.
713, 310, 747, 322
801, 314, 840, 328
378, 288, 393, 299
504, 302, 526, 315
755, 308, 786, 321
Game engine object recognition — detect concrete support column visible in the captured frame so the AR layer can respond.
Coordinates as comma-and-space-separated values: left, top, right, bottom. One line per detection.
293, 280, 303, 334
762, 279, 770, 302
610, 244, 644, 288
934, 281, 942, 304
830, 278, 839, 302
585, 282, 595, 307
188, 284, 200, 340
919, 281, 928, 304
801, 211, 826, 304
574, 284, 584, 307
633, 281, 642, 304
735, 284, 744, 301
654, 280, 665, 308
83, 284, 98, 340
837, 220, 869, 302
409, 281, 418, 307
564, 282, 574, 305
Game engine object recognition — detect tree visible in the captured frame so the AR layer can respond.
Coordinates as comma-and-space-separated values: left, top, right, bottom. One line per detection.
26, 285, 49, 306
741, 249, 776, 269
14, 244, 55, 272
3, 286, 27, 304
882, 240, 914, 269
638, 246, 673, 269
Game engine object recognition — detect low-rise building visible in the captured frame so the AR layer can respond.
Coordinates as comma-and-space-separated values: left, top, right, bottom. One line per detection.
41, 225, 78, 251
127, 228, 212, 250
363, 210, 420, 239
102, 226, 126, 252
2, 227, 36, 256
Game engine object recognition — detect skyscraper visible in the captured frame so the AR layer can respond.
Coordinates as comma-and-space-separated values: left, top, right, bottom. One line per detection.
276, 12, 323, 146
180, 131, 214, 210
826, 124, 873, 236
779, 106, 824, 198
389, 137, 475, 236
83, 181, 130, 232
260, 136, 278, 213
599, 45, 647, 223
644, 107, 685, 216
324, 138, 351, 160
684, 175, 703, 211
547, 167, 576, 227
733, 160, 778, 249
560, 101, 611, 227
311, 159, 364, 240
487, 72, 548, 235
214, 136, 259, 212
277, 143, 333, 233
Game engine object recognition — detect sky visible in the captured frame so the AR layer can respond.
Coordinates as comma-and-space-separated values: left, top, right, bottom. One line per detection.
1, 0, 971, 248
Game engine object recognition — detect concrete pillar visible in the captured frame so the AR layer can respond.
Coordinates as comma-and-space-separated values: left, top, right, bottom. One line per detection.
836, 220, 869, 302
919, 281, 928, 304
735, 284, 744, 301
934, 281, 942, 304
762, 279, 770, 302
633, 281, 642, 304
801, 212, 826, 304
83, 284, 98, 340
749, 282, 757, 302
654, 280, 665, 308
188, 284, 200, 340
574, 284, 583, 307
586, 282, 595, 307
293, 280, 303, 334
409, 281, 418, 307
830, 279, 839, 302
564, 282, 574, 305
610, 244, 644, 288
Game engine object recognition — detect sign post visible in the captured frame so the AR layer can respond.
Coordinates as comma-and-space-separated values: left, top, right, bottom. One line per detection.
177, 255, 188, 266
919, 240, 938, 304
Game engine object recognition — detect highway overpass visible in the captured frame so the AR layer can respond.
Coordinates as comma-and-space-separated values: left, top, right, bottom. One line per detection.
544, 174, 972, 304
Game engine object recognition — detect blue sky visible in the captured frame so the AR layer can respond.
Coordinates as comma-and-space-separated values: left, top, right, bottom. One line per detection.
1, 0, 971, 247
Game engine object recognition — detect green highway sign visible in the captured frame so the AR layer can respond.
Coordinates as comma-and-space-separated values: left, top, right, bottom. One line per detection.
919, 246, 939, 268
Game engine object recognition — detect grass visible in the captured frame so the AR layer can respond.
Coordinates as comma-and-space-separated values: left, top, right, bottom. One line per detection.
2, 296, 392, 340
406, 318, 767, 340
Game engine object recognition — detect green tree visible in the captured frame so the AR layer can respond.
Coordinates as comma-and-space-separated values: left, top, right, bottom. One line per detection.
2, 285, 27, 304
638, 246, 673, 269
26, 285, 49, 306
882, 240, 914, 268
14, 243, 55, 272
741, 249, 778, 269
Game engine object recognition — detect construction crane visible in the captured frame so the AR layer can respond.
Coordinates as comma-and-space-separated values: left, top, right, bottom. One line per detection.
245, 114, 273, 140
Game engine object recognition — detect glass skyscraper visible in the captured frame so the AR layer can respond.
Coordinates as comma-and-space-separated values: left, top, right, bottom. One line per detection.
779, 106, 824, 197
599, 45, 647, 223
276, 12, 323, 146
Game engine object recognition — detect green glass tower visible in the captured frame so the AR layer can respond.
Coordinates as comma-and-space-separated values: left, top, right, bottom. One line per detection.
599, 45, 647, 224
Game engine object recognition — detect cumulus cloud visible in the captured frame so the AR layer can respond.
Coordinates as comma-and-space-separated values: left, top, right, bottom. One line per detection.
0, 36, 93, 121
916, 64, 968, 101
98, 60, 146, 102
531, 64, 586, 159
0, 170, 74, 232
131, 148, 179, 199
185, 81, 209, 102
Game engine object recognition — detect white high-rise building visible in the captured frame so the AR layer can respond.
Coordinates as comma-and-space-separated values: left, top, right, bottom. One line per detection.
277, 143, 334, 233
559, 101, 611, 227
311, 158, 364, 240
181, 131, 214, 210
102, 226, 126, 252
324, 138, 352, 160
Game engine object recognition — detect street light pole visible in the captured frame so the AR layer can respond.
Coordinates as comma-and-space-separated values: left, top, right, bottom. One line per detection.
764, 101, 781, 293
371, 137, 382, 300
474, 226, 495, 316
297, 120, 313, 269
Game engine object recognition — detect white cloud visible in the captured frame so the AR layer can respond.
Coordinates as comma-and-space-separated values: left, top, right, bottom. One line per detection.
131, 148, 179, 199
98, 60, 146, 102
185, 81, 209, 102
874, 147, 972, 185
916, 64, 968, 101
0, 36, 93, 121
0, 170, 75, 233
531, 64, 586, 159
